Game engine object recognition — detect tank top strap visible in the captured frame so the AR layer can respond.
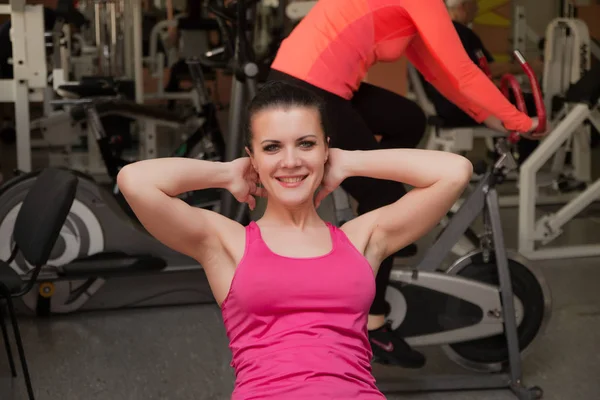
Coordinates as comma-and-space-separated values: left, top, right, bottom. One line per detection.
245, 221, 262, 248
327, 222, 346, 242
325, 222, 340, 249
329, 222, 367, 260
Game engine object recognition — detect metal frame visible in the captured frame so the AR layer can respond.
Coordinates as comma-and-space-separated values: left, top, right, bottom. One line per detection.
518, 102, 600, 260
376, 144, 545, 399
219, 0, 260, 220
512, 5, 527, 54
0, 1, 47, 173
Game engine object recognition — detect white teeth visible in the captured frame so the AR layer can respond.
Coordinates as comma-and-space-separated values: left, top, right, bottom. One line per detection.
279, 177, 304, 183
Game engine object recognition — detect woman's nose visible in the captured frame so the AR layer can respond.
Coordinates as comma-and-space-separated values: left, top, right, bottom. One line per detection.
280, 148, 301, 168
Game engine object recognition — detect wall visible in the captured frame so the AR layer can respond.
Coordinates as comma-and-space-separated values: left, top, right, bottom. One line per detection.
472, 0, 562, 62
576, 3, 600, 41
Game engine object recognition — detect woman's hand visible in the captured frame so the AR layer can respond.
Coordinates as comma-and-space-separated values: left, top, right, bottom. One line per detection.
520, 117, 549, 140
226, 158, 267, 210
484, 115, 549, 141
314, 148, 349, 208
482, 115, 508, 133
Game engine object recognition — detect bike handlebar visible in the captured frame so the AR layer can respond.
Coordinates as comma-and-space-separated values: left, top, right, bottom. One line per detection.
498, 50, 547, 144
476, 50, 492, 79
478, 50, 547, 144
500, 74, 527, 144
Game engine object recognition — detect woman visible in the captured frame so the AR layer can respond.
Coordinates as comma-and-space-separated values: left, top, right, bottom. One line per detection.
117, 81, 473, 399
268, 0, 545, 366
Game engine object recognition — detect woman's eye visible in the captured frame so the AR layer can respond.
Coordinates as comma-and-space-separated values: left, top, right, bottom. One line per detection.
299, 141, 316, 148
263, 144, 279, 152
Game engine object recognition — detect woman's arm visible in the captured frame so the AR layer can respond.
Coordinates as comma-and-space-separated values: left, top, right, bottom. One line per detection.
336, 149, 472, 267
403, 0, 533, 133
116, 158, 243, 262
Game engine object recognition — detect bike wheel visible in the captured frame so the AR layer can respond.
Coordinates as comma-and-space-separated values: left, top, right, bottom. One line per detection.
442, 250, 551, 372
0, 171, 107, 314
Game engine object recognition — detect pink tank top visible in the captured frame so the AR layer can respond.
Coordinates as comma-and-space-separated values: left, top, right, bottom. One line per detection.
221, 221, 384, 399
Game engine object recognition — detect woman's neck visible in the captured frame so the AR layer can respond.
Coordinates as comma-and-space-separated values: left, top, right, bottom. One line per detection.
259, 200, 323, 229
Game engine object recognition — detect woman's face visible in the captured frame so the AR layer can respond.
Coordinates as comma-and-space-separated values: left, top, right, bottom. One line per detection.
247, 106, 328, 208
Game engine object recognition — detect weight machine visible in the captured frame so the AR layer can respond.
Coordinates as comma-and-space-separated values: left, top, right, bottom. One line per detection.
518, 65, 600, 260
513, 5, 594, 186
542, 17, 592, 185
0, 1, 48, 173
515, 13, 600, 260
3, 0, 193, 184
0, 0, 257, 315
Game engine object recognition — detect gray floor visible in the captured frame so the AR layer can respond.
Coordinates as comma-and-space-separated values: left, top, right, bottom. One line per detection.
0, 205, 599, 400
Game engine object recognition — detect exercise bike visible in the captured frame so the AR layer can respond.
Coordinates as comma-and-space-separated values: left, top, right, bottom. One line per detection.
333, 51, 552, 399
0, 0, 258, 315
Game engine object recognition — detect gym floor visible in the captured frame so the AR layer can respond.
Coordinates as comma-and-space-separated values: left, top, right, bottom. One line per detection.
1, 138, 600, 399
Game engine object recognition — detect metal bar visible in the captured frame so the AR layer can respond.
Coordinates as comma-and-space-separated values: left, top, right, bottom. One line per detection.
518, 103, 591, 254
416, 174, 488, 272
132, 0, 144, 103
513, 5, 526, 53
123, 0, 133, 78
546, 179, 600, 234
0, 82, 43, 102
94, 2, 103, 74
221, 78, 247, 218
110, 1, 118, 76
525, 245, 600, 260
486, 188, 523, 384
11, 1, 33, 172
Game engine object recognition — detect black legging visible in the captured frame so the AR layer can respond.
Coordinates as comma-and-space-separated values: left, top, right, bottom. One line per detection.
268, 69, 427, 315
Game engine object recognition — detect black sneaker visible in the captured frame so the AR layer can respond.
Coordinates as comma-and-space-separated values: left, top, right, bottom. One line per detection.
368, 322, 426, 368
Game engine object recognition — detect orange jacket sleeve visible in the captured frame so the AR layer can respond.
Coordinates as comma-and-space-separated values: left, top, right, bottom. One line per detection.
403, 0, 533, 132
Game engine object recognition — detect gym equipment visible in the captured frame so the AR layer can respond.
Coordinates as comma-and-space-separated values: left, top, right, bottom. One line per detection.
1, 0, 147, 173
414, 13, 595, 210
337, 51, 551, 399
91, 0, 127, 78
518, 63, 600, 260
513, 6, 594, 191
410, 63, 505, 157
543, 17, 592, 186
0, 167, 78, 400
0, 2, 49, 172
216, 0, 261, 220
0, 0, 257, 315
379, 52, 550, 399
